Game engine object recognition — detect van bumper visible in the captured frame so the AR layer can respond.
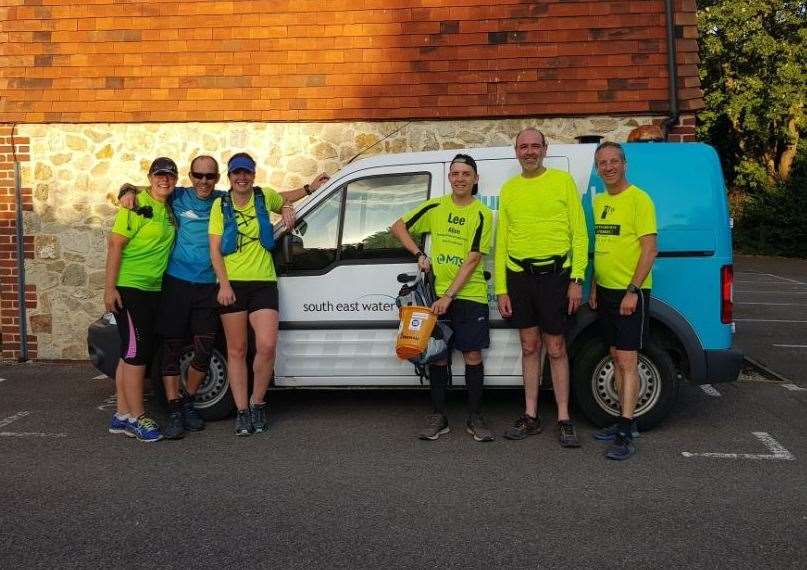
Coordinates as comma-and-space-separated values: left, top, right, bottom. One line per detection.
696, 348, 744, 384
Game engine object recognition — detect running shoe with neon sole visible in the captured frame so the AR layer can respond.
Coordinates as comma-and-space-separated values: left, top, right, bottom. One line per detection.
126, 415, 163, 443
108, 414, 132, 436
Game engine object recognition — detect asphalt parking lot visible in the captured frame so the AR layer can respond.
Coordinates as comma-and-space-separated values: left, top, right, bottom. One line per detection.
1, 361, 805, 568
734, 255, 807, 383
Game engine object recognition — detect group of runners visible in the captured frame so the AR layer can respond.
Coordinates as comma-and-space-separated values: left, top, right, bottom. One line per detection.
104, 153, 328, 442
392, 128, 657, 460
103, 127, 656, 461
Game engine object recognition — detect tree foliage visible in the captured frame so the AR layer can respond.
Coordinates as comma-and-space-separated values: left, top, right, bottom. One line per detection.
697, 0, 806, 189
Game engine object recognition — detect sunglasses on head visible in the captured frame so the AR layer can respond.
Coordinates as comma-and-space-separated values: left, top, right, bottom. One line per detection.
191, 172, 218, 181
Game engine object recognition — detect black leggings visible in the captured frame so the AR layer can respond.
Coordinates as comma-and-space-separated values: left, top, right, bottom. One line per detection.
115, 287, 161, 367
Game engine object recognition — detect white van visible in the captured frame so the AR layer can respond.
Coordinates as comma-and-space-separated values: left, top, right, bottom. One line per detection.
89, 143, 743, 429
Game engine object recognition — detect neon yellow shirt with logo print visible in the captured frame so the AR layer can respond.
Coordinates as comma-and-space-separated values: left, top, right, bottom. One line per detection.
401, 195, 493, 304
111, 191, 176, 291
494, 168, 588, 295
208, 189, 284, 282
593, 184, 657, 289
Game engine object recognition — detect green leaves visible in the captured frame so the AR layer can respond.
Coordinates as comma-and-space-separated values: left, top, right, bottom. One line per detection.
697, 0, 806, 185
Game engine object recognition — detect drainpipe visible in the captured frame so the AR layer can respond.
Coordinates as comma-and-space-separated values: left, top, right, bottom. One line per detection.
663, 0, 680, 136
12, 126, 29, 362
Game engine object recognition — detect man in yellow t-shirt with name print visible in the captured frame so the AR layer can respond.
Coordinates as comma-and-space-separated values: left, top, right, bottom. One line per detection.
495, 127, 588, 448
391, 154, 495, 443
589, 141, 658, 461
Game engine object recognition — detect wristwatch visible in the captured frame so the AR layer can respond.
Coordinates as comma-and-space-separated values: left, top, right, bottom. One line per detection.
415, 251, 427, 260
627, 283, 641, 294
303, 184, 312, 195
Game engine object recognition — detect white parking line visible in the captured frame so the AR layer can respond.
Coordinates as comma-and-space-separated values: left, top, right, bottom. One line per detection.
782, 383, 807, 392
700, 384, 721, 397
736, 302, 801, 306
681, 432, 795, 461
0, 378, 6, 383
735, 319, 807, 323
759, 273, 806, 285
735, 273, 806, 285
735, 290, 807, 294
773, 344, 807, 348
0, 432, 67, 438
0, 411, 30, 429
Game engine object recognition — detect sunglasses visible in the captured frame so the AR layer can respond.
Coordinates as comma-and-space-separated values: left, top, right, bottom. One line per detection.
191, 172, 218, 181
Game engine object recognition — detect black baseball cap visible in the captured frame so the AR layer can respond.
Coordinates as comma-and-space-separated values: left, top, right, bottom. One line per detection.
450, 153, 479, 195
148, 157, 178, 176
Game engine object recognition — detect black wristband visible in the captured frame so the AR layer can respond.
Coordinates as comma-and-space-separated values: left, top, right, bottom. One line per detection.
627, 283, 640, 294
304, 184, 312, 195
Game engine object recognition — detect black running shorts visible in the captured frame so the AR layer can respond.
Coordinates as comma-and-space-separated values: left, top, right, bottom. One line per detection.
115, 287, 161, 366
219, 281, 279, 315
505, 268, 570, 334
156, 274, 219, 338
596, 285, 651, 351
446, 298, 490, 353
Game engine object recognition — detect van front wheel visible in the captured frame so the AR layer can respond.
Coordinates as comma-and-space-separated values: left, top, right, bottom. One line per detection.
572, 337, 679, 431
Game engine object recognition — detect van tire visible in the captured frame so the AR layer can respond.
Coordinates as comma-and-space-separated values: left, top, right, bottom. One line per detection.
149, 344, 236, 422
572, 336, 679, 431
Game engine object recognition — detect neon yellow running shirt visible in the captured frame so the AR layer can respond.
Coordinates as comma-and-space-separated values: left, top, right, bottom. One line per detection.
494, 169, 588, 294
208, 189, 284, 282
593, 184, 657, 289
401, 195, 493, 304
111, 191, 176, 291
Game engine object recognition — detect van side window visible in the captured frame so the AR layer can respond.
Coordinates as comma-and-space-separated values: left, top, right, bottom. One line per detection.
340, 174, 429, 261
284, 189, 342, 272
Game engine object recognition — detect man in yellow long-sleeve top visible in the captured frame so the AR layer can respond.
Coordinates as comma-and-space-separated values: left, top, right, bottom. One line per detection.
495, 128, 588, 448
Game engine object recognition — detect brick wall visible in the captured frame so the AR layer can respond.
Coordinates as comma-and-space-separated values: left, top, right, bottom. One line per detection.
0, 0, 703, 123
0, 125, 36, 360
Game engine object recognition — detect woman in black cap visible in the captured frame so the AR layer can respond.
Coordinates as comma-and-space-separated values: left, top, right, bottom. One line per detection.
104, 157, 177, 442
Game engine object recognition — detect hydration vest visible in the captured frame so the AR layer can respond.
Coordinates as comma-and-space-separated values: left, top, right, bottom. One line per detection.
220, 187, 276, 255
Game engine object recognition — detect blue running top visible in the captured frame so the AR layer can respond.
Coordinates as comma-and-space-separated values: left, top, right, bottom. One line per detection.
166, 186, 227, 284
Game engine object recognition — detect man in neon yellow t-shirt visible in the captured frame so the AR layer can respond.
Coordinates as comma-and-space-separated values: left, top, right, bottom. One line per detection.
589, 141, 658, 461
391, 154, 495, 442
495, 128, 588, 448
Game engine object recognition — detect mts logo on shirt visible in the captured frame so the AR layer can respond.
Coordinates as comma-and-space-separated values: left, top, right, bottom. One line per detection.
436, 253, 464, 266
447, 213, 466, 225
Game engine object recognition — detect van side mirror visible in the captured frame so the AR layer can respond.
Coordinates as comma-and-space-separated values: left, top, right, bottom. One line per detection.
280, 233, 292, 265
